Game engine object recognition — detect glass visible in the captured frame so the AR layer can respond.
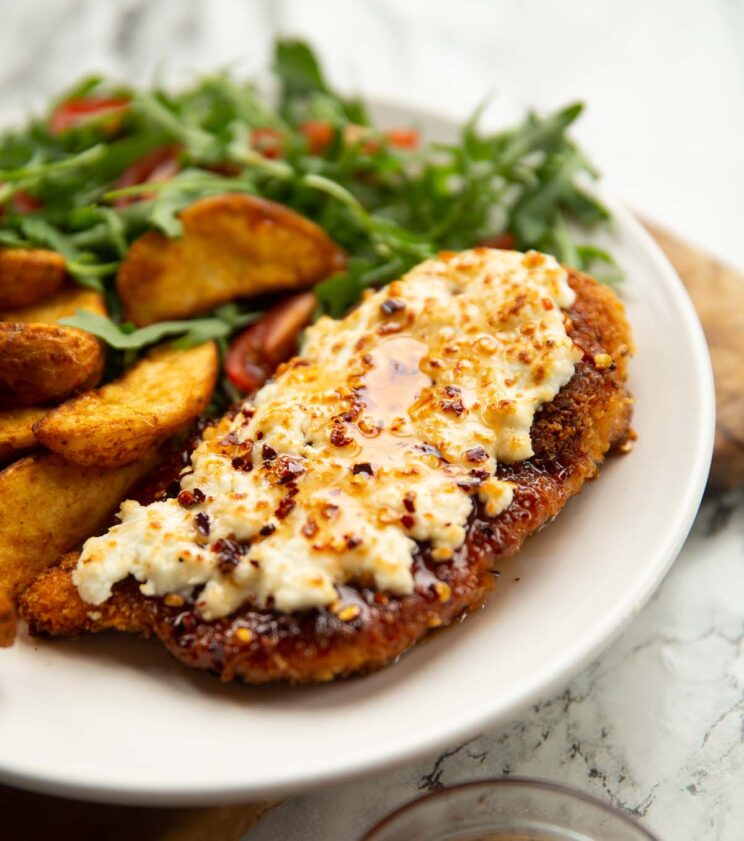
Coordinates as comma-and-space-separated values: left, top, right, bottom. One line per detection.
361, 778, 660, 841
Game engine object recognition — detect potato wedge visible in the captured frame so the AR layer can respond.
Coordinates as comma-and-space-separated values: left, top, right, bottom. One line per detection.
0, 284, 106, 324
0, 322, 104, 406
117, 194, 346, 326
0, 248, 66, 310
0, 407, 47, 461
0, 450, 159, 598
34, 341, 218, 467
0, 590, 17, 647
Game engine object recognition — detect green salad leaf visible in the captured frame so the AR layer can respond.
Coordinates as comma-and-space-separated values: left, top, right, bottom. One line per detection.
60, 305, 258, 351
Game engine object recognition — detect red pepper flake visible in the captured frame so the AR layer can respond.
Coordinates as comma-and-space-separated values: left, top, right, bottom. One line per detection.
403, 493, 416, 513
177, 488, 205, 508
256, 431, 264, 440
275, 495, 296, 520
262, 444, 277, 462
380, 297, 406, 316
465, 446, 488, 463
415, 442, 444, 459
344, 534, 363, 549
330, 424, 353, 447
194, 512, 211, 537
174, 612, 198, 633
470, 469, 490, 482
542, 298, 554, 311
231, 455, 253, 472
259, 523, 276, 537
301, 518, 318, 538
212, 538, 248, 574
352, 462, 374, 476
440, 391, 466, 416
276, 456, 305, 484
401, 514, 415, 529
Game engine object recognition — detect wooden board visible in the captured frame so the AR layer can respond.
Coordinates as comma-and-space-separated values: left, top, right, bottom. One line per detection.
0, 225, 741, 838
0, 786, 278, 841
644, 223, 744, 491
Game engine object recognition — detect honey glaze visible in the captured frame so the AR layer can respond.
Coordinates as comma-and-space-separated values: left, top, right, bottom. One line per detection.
74, 249, 580, 620
351, 335, 431, 468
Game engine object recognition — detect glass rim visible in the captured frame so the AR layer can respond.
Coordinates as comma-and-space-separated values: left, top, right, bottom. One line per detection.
360, 776, 662, 841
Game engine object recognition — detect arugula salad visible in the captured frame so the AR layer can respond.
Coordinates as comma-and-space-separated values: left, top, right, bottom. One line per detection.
0, 39, 617, 405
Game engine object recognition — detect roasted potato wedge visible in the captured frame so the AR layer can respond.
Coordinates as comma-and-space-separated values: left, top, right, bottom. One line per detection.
0, 248, 66, 310
34, 341, 218, 467
117, 194, 346, 326
0, 322, 104, 406
0, 590, 17, 647
0, 450, 159, 598
0, 284, 106, 324
0, 407, 47, 461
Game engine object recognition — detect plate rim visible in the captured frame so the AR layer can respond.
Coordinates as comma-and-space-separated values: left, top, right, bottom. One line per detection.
0, 100, 716, 805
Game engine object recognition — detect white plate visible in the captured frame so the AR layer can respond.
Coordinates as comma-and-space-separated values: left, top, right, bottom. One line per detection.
0, 102, 714, 805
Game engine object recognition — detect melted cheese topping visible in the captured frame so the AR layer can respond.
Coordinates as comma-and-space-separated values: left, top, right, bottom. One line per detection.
74, 249, 580, 619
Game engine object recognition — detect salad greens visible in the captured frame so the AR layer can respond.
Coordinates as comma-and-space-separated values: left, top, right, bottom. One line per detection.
0, 38, 619, 388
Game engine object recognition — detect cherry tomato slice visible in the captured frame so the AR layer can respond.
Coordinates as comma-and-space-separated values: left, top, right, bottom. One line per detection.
0, 188, 43, 220
11, 191, 43, 214
480, 232, 516, 250
301, 123, 418, 156
250, 127, 284, 159
300, 121, 335, 155
112, 145, 182, 207
49, 96, 130, 135
225, 293, 317, 394
385, 128, 419, 149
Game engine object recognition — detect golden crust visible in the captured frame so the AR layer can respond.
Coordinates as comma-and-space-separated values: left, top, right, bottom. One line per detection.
19, 269, 633, 683
0, 589, 17, 647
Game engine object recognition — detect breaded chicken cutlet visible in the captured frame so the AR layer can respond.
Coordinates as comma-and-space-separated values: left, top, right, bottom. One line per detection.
20, 251, 633, 684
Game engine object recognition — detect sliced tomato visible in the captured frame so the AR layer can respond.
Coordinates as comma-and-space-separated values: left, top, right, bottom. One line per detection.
225, 292, 317, 393
385, 128, 419, 149
250, 127, 284, 159
344, 124, 419, 155
112, 144, 182, 207
11, 191, 43, 214
300, 121, 334, 155
49, 96, 130, 135
480, 232, 516, 250
0, 188, 43, 221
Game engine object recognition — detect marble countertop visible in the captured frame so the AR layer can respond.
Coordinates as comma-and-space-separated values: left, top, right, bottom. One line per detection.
1, 1, 742, 839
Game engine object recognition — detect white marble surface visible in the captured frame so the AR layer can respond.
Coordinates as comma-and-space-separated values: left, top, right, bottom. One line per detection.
1, 1, 742, 839
248, 493, 744, 841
